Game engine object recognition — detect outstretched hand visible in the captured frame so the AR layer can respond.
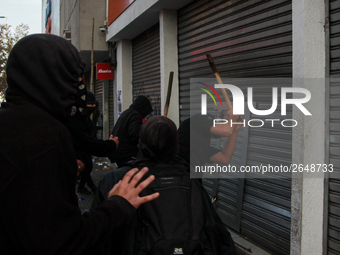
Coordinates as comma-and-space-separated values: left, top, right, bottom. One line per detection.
107, 167, 159, 209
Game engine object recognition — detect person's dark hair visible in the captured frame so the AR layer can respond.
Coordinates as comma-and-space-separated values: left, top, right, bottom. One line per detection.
134, 116, 178, 165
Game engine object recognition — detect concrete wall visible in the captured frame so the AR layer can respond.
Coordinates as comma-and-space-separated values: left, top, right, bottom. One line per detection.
79, 0, 107, 51
159, 10, 179, 127
115, 40, 133, 123
60, 0, 80, 48
60, 0, 107, 51
291, 0, 327, 254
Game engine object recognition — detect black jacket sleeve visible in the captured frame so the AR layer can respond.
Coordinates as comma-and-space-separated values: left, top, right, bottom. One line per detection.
67, 115, 117, 157
0, 146, 135, 255
128, 111, 143, 142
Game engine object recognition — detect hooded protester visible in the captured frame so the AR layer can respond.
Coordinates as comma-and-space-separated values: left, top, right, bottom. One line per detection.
0, 34, 158, 254
66, 90, 118, 194
108, 95, 153, 167
93, 116, 238, 255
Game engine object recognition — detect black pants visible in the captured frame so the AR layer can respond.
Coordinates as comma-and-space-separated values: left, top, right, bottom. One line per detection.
78, 153, 95, 189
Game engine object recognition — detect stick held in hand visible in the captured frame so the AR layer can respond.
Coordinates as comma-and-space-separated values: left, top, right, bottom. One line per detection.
206, 54, 233, 110
164, 71, 174, 117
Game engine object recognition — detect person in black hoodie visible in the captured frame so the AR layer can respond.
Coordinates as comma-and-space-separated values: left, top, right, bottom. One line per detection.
66, 90, 119, 194
93, 116, 238, 255
108, 95, 153, 167
0, 34, 159, 255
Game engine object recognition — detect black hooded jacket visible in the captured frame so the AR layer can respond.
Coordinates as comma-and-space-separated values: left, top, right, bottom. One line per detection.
0, 34, 135, 255
109, 95, 152, 166
66, 90, 117, 160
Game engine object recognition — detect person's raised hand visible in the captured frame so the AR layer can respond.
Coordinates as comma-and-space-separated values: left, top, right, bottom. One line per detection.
107, 167, 159, 209
234, 115, 243, 132
226, 109, 242, 123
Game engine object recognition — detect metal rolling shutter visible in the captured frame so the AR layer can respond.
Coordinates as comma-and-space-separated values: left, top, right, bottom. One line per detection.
109, 79, 115, 133
178, 0, 292, 254
132, 24, 161, 116
94, 79, 104, 139
328, 1, 340, 254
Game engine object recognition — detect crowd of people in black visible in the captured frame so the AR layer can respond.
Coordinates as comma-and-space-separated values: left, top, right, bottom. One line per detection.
0, 34, 241, 254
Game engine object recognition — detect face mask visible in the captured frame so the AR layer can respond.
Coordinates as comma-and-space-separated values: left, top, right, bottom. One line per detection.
83, 105, 96, 116
68, 80, 87, 116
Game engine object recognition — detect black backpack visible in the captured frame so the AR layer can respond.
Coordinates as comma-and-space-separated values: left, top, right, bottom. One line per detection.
121, 163, 238, 255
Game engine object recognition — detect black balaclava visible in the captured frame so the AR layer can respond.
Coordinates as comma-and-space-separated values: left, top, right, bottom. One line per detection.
82, 90, 96, 116
5, 34, 86, 122
129, 95, 153, 118
135, 116, 178, 165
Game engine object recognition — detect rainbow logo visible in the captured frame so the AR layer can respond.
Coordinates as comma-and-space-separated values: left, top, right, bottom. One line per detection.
197, 82, 222, 106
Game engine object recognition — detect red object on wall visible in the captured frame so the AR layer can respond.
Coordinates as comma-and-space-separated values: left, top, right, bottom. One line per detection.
108, 0, 134, 25
96, 63, 113, 80
45, 17, 51, 34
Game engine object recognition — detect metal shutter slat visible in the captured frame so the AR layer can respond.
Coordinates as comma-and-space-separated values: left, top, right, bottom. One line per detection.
178, 0, 292, 253
132, 24, 161, 116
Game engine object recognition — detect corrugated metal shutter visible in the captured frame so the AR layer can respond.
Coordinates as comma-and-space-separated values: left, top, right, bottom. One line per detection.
178, 0, 292, 254
109, 79, 115, 133
328, 1, 340, 254
132, 24, 161, 116
94, 79, 104, 139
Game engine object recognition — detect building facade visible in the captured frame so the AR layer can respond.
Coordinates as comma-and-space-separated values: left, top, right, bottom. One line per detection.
42, 0, 340, 254
105, 0, 337, 254
43, 0, 115, 139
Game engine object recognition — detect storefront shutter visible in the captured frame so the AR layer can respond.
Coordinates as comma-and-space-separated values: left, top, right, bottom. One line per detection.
328, 1, 340, 253
94, 79, 104, 139
178, 0, 292, 254
132, 24, 161, 116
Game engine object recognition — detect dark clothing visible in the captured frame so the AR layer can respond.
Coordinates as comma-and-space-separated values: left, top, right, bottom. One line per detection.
177, 114, 220, 169
93, 163, 237, 255
66, 113, 117, 190
67, 114, 117, 159
66, 90, 117, 190
92, 166, 133, 209
109, 96, 152, 166
136, 116, 178, 164
94, 116, 237, 255
5, 34, 86, 122
0, 99, 135, 255
0, 34, 135, 254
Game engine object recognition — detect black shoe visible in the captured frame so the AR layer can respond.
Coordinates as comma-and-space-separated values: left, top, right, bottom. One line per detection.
77, 187, 91, 194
